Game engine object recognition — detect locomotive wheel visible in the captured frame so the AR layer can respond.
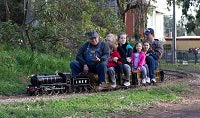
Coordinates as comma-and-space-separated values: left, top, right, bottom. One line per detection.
54, 90, 60, 95
27, 91, 35, 96
79, 86, 83, 93
66, 86, 73, 93
34, 91, 40, 96
48, 90, 54, 95
60, 89, 65, 94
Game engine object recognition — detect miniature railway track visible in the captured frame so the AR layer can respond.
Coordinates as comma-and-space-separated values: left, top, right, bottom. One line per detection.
0, 70, 190, 103
162, 69, 188, 78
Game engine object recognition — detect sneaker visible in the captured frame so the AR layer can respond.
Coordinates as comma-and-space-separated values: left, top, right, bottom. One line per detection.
110, 84, 116, 88
151, 78, 156, 84
123, 81, 130, 86
97, 84, 104, 90
146, 77, 151, 83
142, 79, 146, 84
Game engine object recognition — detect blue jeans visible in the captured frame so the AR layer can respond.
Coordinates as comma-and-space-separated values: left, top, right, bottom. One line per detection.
146, 56, 158, 79
140, 66, 147, 79
123, 64, 131, 82
70, 60, 107, 84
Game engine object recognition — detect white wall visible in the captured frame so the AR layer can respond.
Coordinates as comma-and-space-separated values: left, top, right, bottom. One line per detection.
146, 0, 169, 41
147, 11, 164, 41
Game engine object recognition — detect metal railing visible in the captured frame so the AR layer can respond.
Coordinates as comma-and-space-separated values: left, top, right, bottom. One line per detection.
161, 50, 200, 64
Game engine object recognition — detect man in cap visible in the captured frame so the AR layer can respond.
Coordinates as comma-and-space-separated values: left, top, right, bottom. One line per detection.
70, 30, 110, 88
144, 28, 164, 84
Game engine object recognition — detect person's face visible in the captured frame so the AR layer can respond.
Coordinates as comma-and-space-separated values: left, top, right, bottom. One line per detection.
106, 37, 113, 45
136, 43, 142, 52
89, 37, 99, 45
143, 42, 150, 52
145, 33, 153, 42
119, 34, 127, 45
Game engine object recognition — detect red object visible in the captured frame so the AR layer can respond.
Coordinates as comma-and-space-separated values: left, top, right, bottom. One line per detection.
108, 50, 122, 68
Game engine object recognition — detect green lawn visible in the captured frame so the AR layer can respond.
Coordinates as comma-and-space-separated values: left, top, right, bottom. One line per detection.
0, 45, 72, 95
0, 84, 190, 118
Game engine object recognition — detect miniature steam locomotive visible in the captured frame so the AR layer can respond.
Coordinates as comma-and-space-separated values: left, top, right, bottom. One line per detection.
27, 73, 91, 95
27, 70, 164, 96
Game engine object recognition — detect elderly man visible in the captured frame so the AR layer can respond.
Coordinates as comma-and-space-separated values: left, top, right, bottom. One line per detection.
70, 30, 110, 87
144, 28, 164, 84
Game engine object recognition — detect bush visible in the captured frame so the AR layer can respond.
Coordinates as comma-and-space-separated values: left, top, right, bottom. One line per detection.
0, 21, 21, 47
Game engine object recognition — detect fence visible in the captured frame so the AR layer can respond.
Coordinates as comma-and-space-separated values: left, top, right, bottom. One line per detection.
161, 50, 200, 64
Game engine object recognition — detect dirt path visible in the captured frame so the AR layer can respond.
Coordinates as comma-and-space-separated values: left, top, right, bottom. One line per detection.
125, 73, 200, 118
0, 71, 200, 118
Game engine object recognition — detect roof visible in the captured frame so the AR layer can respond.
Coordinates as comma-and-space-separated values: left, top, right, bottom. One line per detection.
165, 36, 200, 41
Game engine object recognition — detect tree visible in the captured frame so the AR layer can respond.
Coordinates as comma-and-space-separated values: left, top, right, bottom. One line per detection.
0, 0, 24, 24
3, 0, 10, 21
116, 0, 154, 40
167, 0, 200, 34
0, 0, 124, 56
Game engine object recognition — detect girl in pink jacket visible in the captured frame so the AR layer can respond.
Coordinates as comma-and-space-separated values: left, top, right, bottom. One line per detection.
131, 42, 148, 84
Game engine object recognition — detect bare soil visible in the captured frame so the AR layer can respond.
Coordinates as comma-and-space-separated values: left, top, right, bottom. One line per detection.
115, 72, 200, 118
0, 71, 200, 118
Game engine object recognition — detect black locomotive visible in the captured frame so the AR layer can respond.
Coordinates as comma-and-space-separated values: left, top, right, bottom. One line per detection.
27, 73, 91, 95
27, 70, 164, 96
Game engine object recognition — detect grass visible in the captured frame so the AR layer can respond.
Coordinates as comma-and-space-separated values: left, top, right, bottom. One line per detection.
0, 43, 195, 117
160, 61, 200, 73
0, 83, 190, 118
0, 44, 72, 95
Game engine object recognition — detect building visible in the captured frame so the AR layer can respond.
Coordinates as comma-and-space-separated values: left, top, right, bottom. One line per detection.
165, 36, 200, 50
125, 1, 169, 41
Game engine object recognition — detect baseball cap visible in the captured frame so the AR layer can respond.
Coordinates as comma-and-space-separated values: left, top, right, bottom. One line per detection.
88, 30, 99, 39
145, 28, 154, 35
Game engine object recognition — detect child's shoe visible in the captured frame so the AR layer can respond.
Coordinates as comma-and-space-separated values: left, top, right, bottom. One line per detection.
142, 79, 146, 84
123, 81, 130, 86
146, 77, 151, 83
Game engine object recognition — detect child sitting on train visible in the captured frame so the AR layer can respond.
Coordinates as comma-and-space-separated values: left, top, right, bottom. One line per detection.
117, 32, 133, 86
131, 42, 148, 84
107, 43, 123, 88
142, 40, 152, 83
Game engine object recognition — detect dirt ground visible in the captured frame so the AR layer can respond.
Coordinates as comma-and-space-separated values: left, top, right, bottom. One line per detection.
0, 71, 200, 118
120, 73, 200, 118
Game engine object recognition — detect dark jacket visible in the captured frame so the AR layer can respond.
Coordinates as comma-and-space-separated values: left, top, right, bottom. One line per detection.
117, 43, 133, 64
76, 40, 110, 66
150, 39, 164, 60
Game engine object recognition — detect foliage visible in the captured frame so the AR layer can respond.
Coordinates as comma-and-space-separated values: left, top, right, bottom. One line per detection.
164, 15, 173, 37
1, 0, 124, 55
0, 0, 24, 24
0, 44, 72, 95
0, 84, 188, 117
116, 0, 156, 40
0, 21, 21, 47
29, 0, 124, 52
167, 0, 200, 34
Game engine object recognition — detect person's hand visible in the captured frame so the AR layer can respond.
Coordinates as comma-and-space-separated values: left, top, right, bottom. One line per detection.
113, 57, 118, 62
146, 53, 150, 56
137, 67, 141, 70
93, 55, 100, 62
126, 57, 131, 63
83, 64, 89, 74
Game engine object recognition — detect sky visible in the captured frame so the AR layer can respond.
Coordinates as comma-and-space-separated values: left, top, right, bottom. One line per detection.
155, 0, 183, 22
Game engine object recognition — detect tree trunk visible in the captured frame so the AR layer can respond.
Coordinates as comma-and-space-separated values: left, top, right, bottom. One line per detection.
3, 0, 11, 21
25, 29, 35, 51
